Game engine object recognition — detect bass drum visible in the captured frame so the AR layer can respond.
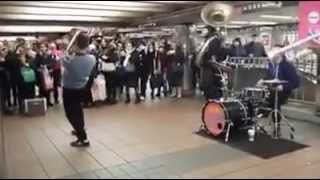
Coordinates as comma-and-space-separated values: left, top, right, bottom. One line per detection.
202, 100, 254, 136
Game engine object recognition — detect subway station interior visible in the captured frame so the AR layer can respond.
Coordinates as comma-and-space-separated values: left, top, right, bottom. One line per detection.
0, 1, 320, 179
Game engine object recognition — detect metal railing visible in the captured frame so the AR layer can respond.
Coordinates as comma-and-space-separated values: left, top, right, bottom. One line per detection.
226, 56, 319, 84
226, 56, 319, 105
226, 57, 268, 69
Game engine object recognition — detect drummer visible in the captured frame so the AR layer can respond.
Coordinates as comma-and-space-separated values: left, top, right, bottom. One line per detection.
257, 45, 300, 116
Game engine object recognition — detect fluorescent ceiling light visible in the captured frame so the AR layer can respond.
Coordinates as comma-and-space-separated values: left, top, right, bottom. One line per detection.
52, 1, 165, 7
261, 15, 298, 20
117, 28, 142, 33
250, 21, 277, 25
0, 6, 144, 18
225, 25, 242, 28
0, 1, 168, 12
230, 21, 277, 25
230, 21, 250, 25
146, 1, 204, 4
0, 25, 76, 33
0, 36, 37, 41
0, 14, 124, 22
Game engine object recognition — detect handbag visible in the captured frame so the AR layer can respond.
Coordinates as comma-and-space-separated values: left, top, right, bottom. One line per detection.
150, 74, 163, 89
172, 62, 184, 76
125, 62, 136, 72
41, 66, 54, 90
21, 67, 36, 83
91, 75, 107, 102
101, 61, 116, 72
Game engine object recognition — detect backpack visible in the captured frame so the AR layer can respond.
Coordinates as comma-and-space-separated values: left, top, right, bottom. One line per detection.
21, 67, 36, 83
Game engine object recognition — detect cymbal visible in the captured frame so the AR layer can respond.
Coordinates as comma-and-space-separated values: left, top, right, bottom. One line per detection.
263, 79, 288, 84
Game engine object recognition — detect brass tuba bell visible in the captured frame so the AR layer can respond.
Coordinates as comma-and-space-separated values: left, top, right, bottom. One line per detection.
201, 2, 233, 27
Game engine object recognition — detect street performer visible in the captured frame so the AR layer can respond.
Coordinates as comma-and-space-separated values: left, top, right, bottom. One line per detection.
196, 26, 230, 100
257, 45, 300, 126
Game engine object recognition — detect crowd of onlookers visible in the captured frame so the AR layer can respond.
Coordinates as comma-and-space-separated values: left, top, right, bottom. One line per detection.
0, 28, 268, 115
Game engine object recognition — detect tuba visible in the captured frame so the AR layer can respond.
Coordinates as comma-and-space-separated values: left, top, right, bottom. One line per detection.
196, 2, 233, 68
201, 2, 233, 27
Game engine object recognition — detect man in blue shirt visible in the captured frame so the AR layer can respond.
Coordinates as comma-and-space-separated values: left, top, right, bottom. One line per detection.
63, 33, 96, 147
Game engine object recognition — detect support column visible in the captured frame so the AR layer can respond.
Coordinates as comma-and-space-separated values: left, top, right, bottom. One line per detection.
314, 49, 320, 116
174, 25, 194, 96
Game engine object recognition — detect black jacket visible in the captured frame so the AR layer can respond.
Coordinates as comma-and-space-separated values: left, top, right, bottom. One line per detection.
245, 42, 267, 57
0, 62, 10, 90
229, 46, 247, 57
137, 50, 153, 74
5, 51, 20, 82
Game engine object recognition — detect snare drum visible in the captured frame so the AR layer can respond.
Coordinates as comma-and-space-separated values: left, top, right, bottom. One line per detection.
243, 87, 268, 100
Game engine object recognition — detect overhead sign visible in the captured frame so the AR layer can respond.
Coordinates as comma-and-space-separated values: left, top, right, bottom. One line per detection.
240, 1, 282, 14
298, 1, 320, 47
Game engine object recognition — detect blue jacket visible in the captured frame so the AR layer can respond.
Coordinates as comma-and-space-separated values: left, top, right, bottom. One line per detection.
266, 59, 300, 93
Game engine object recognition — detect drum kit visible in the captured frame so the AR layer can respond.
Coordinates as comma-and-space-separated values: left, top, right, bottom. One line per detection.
198, 78, 296, 142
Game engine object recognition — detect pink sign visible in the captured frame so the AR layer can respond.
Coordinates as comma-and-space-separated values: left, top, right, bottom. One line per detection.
298, 1, 320, 47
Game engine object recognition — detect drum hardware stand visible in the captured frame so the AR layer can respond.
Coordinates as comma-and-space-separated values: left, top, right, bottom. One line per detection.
195, 123, 208, 134
225, 121, 233, 142
263, 88, 295, 140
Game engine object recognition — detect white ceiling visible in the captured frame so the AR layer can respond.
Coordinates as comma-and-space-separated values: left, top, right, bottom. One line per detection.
0, 1, 206, 24
231, 5, 298, 24
0, 1, 299, 33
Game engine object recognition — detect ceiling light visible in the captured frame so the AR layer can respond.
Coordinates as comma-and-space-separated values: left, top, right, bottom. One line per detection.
0, 25, 76, 33
0, 6, 144, 18
230, 21, 250, 25
0, 36, 37, 41
250, 21, 277, 25
53, 1, 165, 7
0, 1, 168, 12
261, 15, 298, 20
230, 21, 277, 25
0, 14, 124, 22
225, 25, 242, 28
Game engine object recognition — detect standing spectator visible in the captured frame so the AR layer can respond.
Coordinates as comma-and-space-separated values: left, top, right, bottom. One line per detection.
5, 44, 21, 108
34, 43, 54, 107
230, 38, 247, 57
101, 44, 118, 104
168, 45, 184, 98
17, 47, 36, 114
136, 42, 149, 101
190, 52, 200, 89
48, 42, 63, 104
150, 45, 164, 99
124, 41, 140, 104
245, 34, 267, 57
115, 49, 127, 101
142, 43, 155, 99
62, 33, 96, 147
0, 42, 11, 112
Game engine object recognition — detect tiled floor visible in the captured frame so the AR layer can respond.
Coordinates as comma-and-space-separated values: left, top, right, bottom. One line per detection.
2, 97, 320, 179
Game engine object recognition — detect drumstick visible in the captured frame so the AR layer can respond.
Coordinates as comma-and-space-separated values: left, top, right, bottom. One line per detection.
65, 30, 81, 54
269, 32, 320, 59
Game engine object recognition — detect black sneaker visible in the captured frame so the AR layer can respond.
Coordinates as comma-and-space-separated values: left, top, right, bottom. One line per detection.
71, 130, 77, 136
70, 140, 90, 147
156, 93, 161, 98
125, 99, 130, 104
135, 99, 141, 104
